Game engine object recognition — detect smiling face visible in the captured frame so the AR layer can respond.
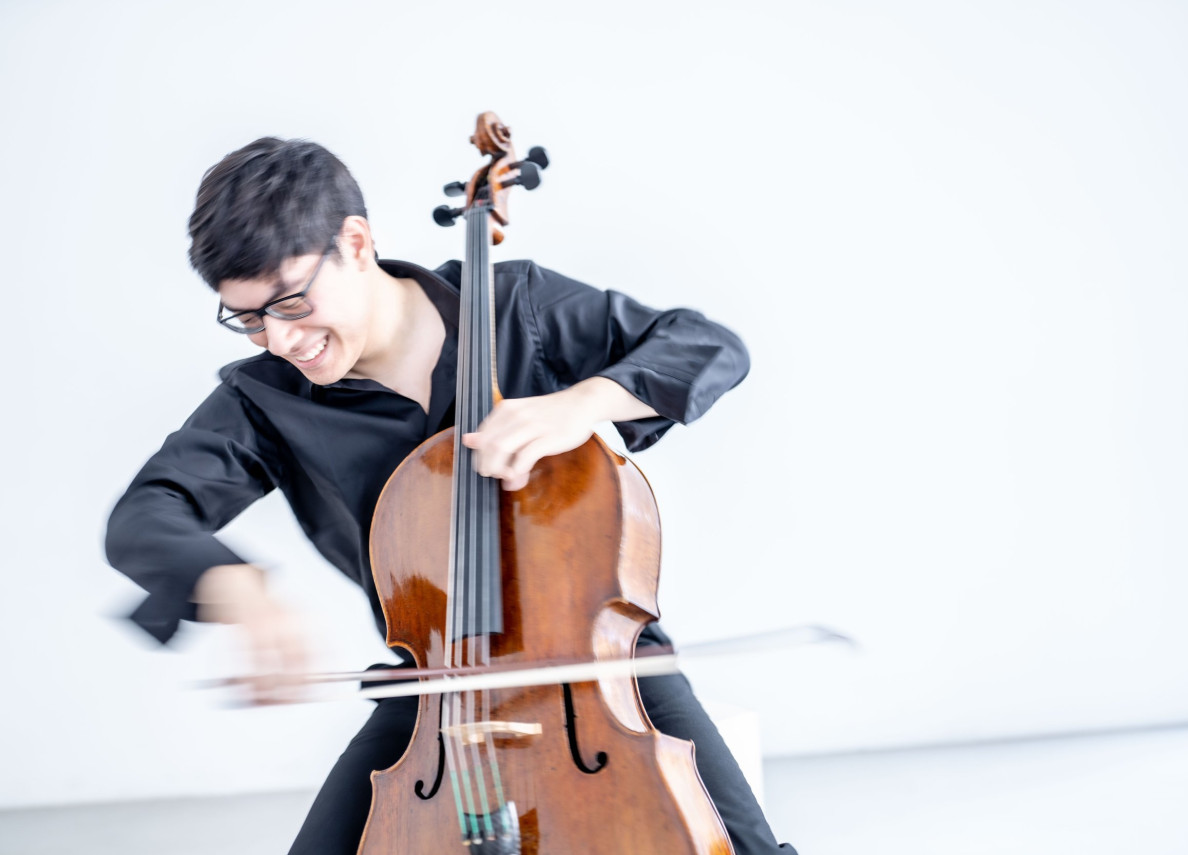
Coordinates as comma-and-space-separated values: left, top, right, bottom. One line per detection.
218, 247, 375, 385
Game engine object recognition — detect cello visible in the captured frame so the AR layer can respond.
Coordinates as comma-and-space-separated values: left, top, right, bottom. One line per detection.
359, 112, 735, 855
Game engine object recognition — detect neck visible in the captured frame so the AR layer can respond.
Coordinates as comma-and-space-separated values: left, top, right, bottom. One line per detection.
347, 262, 445, 405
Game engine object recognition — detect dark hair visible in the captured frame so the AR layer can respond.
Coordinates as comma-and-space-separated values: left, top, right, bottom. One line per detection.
187, 137, 368, 290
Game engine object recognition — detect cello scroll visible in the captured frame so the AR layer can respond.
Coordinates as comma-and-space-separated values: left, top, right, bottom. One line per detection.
433, 111, 549, 244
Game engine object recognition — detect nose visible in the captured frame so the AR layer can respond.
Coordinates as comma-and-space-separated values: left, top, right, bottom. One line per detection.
259, 314, 302, 356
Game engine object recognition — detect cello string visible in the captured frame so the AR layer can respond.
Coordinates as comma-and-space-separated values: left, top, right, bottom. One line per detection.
485, 729, 507, 824
477, 206, 509, 823
465, 687, 495, 839
482, 201, 512, 819
465, 203, 479, 665
464, 205, 489, 837
467, 204, 498, 836
445, 204, 482, 842
483, 201, 511, 818
440, 210, 465, 838
440, 701, 471, 841
443, 209, 467, 839
478, 203, 507, 835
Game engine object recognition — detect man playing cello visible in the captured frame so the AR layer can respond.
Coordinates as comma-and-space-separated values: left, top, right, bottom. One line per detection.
106, 135, 793, 854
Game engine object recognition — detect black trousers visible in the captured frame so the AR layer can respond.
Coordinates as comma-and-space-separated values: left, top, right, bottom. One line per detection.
289, 672, 795, 854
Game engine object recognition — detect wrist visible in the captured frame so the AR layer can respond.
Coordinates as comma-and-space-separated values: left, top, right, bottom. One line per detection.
566, 376, 658, 424
193, 563, 271, 624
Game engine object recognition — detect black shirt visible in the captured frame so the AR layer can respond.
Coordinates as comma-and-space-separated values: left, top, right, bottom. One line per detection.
106, 259, 749, 645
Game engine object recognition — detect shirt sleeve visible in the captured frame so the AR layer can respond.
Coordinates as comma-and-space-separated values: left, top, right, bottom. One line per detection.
105, 382, 285, 644
519, 262, 750, 451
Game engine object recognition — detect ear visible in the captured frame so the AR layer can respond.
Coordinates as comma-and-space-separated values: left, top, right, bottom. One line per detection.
338, 215, 373, 271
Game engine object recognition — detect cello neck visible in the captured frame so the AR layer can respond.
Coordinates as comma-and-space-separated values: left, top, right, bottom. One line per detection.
447, 203, 503, 647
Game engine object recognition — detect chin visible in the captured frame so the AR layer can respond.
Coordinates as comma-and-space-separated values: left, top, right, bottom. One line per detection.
290, 357, 335, 384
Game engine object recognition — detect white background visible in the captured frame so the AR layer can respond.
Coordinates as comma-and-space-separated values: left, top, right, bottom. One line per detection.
0, 0, 1184, 808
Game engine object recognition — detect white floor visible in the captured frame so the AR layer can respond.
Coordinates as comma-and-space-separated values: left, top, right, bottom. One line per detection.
764, 724, 1188, 855
2, 724, 1185, 854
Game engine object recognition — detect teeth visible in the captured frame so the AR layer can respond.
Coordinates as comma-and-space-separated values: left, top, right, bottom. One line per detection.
295, 338, 327, 363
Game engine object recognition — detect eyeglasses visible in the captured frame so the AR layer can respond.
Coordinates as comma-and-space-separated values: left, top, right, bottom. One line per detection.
216, 250, 332, 334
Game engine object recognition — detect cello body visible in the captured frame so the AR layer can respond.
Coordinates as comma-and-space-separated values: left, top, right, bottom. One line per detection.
361, 430, 732, 854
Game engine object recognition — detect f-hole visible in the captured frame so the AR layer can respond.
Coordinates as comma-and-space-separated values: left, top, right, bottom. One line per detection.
415, 696, 447, 799
563, 683, 607, 774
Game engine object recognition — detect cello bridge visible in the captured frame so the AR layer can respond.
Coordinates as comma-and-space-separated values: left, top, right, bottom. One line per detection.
441, 721, 543, 745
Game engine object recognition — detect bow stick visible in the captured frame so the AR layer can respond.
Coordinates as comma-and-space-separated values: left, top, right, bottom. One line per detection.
202, 624, 854, 701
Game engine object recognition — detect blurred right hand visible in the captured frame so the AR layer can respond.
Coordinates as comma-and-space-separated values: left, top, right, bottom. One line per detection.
193, 563, 311, 705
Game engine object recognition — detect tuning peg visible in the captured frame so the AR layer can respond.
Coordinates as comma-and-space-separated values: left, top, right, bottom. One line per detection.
510, 147, 549, 173
443, 181, 467, 197
433, 205, 463, 227
502, 162, 541, 191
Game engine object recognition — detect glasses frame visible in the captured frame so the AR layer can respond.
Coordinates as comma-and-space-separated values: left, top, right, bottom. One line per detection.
216, 249, 333, 334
